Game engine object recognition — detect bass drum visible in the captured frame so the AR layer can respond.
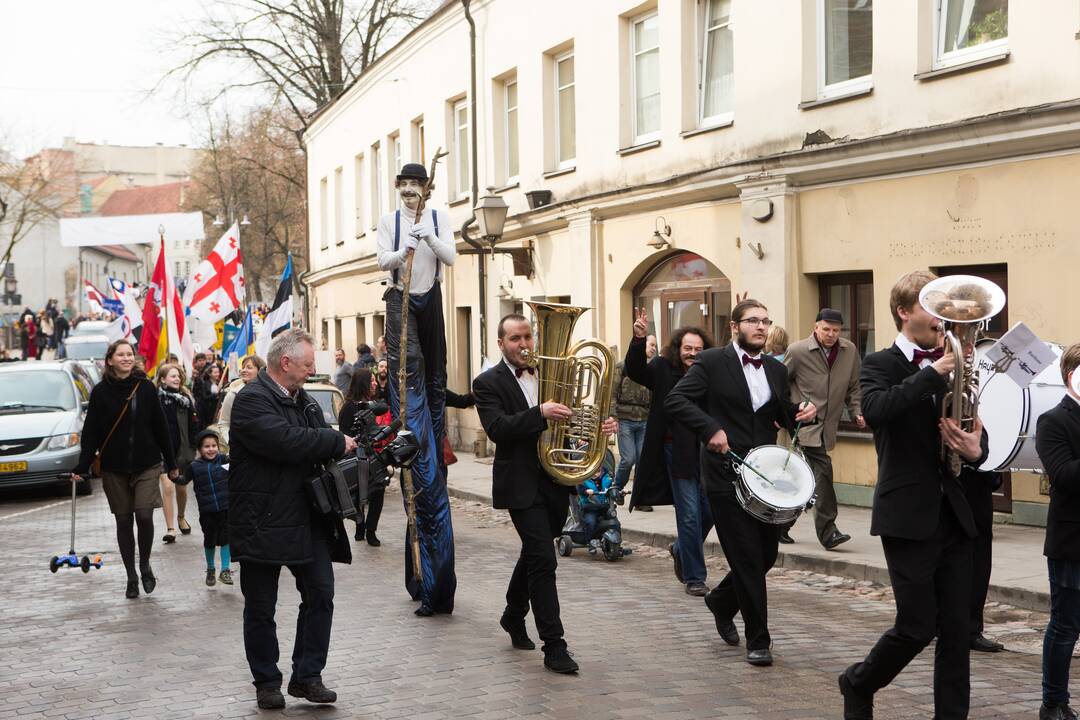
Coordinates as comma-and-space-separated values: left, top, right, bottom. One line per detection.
974, 338, 1065, 473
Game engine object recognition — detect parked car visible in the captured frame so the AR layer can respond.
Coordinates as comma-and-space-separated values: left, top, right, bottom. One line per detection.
0, 361, 95, 495
75, 359, 103, 385
63, 334, 110, 361
70, 320, 110, 336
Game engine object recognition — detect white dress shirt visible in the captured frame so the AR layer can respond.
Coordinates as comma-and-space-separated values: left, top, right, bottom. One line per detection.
894, 332, 935, 369
734, 341, 772, 412
376, 206, 456, 295
504, 358, 539, 408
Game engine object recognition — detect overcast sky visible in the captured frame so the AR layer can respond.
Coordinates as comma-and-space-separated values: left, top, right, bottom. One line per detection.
0, 1, 245, 155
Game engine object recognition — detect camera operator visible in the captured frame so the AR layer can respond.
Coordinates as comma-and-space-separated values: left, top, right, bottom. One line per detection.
228, 329, 358, 710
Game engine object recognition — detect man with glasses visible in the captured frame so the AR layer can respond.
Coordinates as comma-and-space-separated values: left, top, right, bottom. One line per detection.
666, 299, 816, 666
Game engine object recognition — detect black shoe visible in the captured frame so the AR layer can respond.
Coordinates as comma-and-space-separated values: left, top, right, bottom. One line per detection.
205, 569, 216, 587
287, 680, 337, 704
141, 571, 156, 594
125, 580, 140, 599
543, 646, 579, 674
366, 531, 381, 547
499, 611, 536, 650
823, 530, 852, 550
668, 542, 684, 584
839, 667, 874, 720
1041, 703, 1080, 720
970, 634, 1004, 653
685, 582, 708, 597
256, 687, 286, 710
778, 530, 795, 544
635, 505, 653, 512
704, 592, 740, 646
415, 605, 435, 617
746, 648, 773, 666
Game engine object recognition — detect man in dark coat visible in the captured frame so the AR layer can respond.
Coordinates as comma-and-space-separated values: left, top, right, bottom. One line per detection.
229, 328, 357, 710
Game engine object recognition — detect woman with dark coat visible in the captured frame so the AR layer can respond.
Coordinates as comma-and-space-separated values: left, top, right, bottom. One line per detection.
71, 339, 178, 599
197, 364, 224, 429
338, 366, 390, 546
155, 363, 199, 542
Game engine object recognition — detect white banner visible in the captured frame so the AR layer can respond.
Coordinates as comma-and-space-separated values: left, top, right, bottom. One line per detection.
59, 212, 205, 247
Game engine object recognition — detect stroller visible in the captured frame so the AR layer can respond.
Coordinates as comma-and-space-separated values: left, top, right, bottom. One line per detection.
556, 450, 632, 562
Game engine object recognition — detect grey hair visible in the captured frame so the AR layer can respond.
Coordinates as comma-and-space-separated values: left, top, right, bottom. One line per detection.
267, 328, 315, 369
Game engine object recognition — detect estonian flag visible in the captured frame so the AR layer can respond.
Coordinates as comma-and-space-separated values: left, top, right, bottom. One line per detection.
254, 254, 293, 359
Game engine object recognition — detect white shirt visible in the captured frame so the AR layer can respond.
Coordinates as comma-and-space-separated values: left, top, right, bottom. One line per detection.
734, 341, 771, 412
376, 206, 456, 295
894, 332, 935, 369
504, 358, 539, 408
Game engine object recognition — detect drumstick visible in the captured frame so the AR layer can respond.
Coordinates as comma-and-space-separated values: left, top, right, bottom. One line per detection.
783, 400, 809, 471
726, 450, 775, 486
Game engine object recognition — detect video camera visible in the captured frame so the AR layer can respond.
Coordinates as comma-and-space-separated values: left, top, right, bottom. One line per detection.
307, 400, 421, 520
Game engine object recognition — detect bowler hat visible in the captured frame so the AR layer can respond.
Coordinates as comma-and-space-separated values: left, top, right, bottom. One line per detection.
396, 162, 428, 183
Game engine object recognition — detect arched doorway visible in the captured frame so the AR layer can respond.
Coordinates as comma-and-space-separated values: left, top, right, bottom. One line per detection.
633, 252, 732, 346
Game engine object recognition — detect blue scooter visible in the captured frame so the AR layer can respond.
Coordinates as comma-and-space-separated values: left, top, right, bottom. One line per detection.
49, 473, 103, 574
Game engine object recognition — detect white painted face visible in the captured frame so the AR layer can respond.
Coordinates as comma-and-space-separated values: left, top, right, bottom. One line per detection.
398, 179, 424, 209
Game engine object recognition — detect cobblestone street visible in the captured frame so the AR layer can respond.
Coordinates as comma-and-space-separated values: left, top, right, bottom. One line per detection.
0, 481, 1047, 719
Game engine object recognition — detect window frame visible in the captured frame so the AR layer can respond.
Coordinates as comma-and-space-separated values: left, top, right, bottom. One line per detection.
504, 77, 520, 183
319, 176, 329, 249
934, 0, 1008, 70
817, 0, 874, 100
554, 51, 576, 169
353, 153, 365, 237
818, 271, 875, 434
699, 0, 735, 127
371, 142, 384, 227
631, 11, 662, 145
333, 166, 344, 246
453, 98, 470, 200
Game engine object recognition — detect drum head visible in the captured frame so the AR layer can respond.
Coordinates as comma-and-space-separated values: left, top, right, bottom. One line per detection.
975, 341, 1026, 472
740, 445, 815, 509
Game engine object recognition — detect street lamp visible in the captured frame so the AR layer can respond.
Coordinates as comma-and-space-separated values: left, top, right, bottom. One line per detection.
474, 187, 509, 244
213, 212, 251, 227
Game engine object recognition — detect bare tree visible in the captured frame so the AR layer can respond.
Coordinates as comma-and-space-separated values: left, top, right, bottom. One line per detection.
164, 0, 437, 133
0, 143, 76, 266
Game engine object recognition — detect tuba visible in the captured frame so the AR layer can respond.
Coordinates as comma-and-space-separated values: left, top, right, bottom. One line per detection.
522, 301, 614, 486
918, 275, 1006, 477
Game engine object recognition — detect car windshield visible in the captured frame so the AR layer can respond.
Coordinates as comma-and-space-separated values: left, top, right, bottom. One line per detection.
65, 341, 110, 360
0, 371, 76, 413
308, 389, 343, 426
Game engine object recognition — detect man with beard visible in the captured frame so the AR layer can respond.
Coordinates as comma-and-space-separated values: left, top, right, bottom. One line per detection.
838, 270, 988, 720
665, 299, 816, 666
375, 358, 390, 402
332, 349, 353, 395
376, 162, 456, 616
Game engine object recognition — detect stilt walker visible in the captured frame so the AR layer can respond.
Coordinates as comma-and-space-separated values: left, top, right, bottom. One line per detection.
377, 152, 457, 616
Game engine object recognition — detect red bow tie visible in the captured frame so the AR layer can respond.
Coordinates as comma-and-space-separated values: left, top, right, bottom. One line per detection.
912, 348, 944, 364
742, 354, 763, 369
515, 366, 535, 378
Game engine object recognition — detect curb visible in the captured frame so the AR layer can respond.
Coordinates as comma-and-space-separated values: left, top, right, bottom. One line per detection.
447, 485, 1050, 614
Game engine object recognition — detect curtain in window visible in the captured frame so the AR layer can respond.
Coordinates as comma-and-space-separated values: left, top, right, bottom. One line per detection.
943, 0, 1007, 53
634, 16, 661, 137
824, 0, 872, 86
702, 0, 734, 119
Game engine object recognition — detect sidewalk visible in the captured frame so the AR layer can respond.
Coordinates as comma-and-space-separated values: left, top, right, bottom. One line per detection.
447, 452, 1052, 612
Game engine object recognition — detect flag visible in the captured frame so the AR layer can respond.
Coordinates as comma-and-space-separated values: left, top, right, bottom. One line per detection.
164, 242, 195, 373
254, 254, 293, 359
138, 241, 169, 374
84, 280, 123, 316
183, 222, 245, 323
107, 277, 143, 342
224, 305, 255, 365
101, 315, 133, 343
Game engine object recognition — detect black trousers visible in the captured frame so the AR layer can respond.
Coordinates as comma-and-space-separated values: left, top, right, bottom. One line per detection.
845, 501, 973, 719
239, 524, 335, 689
355, 487, 385, 535
705, 481, 781, 651
505, 482, 568, 651
964, 478, 994, 638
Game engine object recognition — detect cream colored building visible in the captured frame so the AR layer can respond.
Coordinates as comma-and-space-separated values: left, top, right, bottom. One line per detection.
304, 0, 1080, 526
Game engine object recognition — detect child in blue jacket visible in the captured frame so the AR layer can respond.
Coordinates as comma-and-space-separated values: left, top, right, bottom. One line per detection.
189, 430, 231, 586
577, 466, 615, 541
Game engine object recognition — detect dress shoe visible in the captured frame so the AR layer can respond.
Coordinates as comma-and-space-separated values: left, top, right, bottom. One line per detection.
668, 542, 684, 583
685, 582, 708, 597
162, 529, 177, 544
839, 667, 874, 720
778, 530, 795, 544
746, 648, 773, 666
366, 531, 381, 547
635, 505, 653, 512
1041, 703, 1079, 720
499, 612, 536, 650
125, 580, 140, 599
256, 687, 285, 709
414, 605, 435, 617
970, 634, 1004, 652
178, 517, 192, 535
704, 593, 740, 646
823, 530, 852, 550
287, 680, 337, 704
543, 646, 579, 674
141, 571, 156, 594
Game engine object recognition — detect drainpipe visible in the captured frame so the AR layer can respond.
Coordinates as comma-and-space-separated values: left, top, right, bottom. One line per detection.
459, 0, 488, 359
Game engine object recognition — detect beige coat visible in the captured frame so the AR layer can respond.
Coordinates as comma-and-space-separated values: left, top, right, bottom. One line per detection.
783, 333, 862, 450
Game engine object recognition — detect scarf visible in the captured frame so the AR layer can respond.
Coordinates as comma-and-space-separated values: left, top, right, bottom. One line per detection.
158, 385, 195, 412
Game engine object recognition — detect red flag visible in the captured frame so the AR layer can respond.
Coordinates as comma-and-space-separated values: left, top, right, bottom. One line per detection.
138, 239, 167, 373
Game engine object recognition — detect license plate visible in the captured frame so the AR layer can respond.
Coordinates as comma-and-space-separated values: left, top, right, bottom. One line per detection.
0, 461, 28, 473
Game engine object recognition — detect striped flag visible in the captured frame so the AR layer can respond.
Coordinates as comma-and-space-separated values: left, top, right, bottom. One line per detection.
254, 254, 293, 359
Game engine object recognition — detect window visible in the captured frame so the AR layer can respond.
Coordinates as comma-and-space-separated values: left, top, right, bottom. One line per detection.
554, 53, 576, 167
175, 261, 181, 277
819, 0, 873, 98
504, 79, 519, 181
333, 166, 344, 245
700, 0, 735, 124
412, 117, 426, 166
818, 272, 875, 358
353, 153, 365, 236
453, 99, 470, 199
183, 261, 190, 278
390, 133, 401, 185
936, 0, 1007, 68
319, 177, 329, 249
631, 13, 661, 143
371, 143, 384, 223
355, 315, 367, 348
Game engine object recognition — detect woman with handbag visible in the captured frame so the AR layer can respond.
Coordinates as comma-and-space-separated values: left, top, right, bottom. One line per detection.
338, 366, 390, 546
155, 363, 199, 543
72, 339, 178, 599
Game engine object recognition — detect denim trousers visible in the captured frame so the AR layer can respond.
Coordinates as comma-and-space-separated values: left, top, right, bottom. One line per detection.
614, 419, 647, 489
1043, 559, 1080, 706
665, 442, 713, 585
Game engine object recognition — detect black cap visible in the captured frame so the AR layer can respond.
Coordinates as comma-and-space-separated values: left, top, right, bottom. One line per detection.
816, 308, 844, 324
195, 429, 220, 446
395, 162, 428, 183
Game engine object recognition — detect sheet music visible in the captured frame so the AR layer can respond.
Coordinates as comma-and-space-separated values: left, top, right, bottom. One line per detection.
982, 322, 1056, 389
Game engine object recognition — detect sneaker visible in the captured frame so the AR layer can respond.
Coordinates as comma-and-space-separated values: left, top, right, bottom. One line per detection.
218, 569, 234, 585
287, 679, 337, 704
205, 569, 216, 587
256, 687, 285, 710
543, 646, 579, 674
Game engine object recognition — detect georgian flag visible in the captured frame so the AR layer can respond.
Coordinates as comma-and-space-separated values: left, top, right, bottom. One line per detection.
183, 222, 245, 323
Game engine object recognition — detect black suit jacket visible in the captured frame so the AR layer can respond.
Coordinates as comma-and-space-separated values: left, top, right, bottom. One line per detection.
664, 344, 801, 494
860, 345, 987, 541
473, 361, 569, 510
1037, 397, 1080, 560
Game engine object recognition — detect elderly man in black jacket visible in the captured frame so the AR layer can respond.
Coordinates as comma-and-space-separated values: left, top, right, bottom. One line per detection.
229, 328, 357, 710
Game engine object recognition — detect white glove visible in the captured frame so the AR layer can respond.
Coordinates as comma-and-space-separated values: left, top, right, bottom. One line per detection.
409, 221, 436, 244
401, 236, 420, 253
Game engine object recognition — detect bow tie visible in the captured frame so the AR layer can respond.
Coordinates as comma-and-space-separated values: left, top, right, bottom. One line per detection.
912, 348, 944, 364
742, 354, 763, 369
515, 366, 535, 378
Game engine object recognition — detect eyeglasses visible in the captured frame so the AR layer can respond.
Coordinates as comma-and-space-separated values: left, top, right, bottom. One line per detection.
737, 317, 773, 328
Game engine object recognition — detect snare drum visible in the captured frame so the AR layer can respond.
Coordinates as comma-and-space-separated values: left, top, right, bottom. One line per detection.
733, 445, 817, 525
974, 338, 1065, 473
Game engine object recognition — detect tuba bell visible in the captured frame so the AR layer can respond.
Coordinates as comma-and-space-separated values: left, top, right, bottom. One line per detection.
918, 275, 1006, 477
522, 301, 614, 486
